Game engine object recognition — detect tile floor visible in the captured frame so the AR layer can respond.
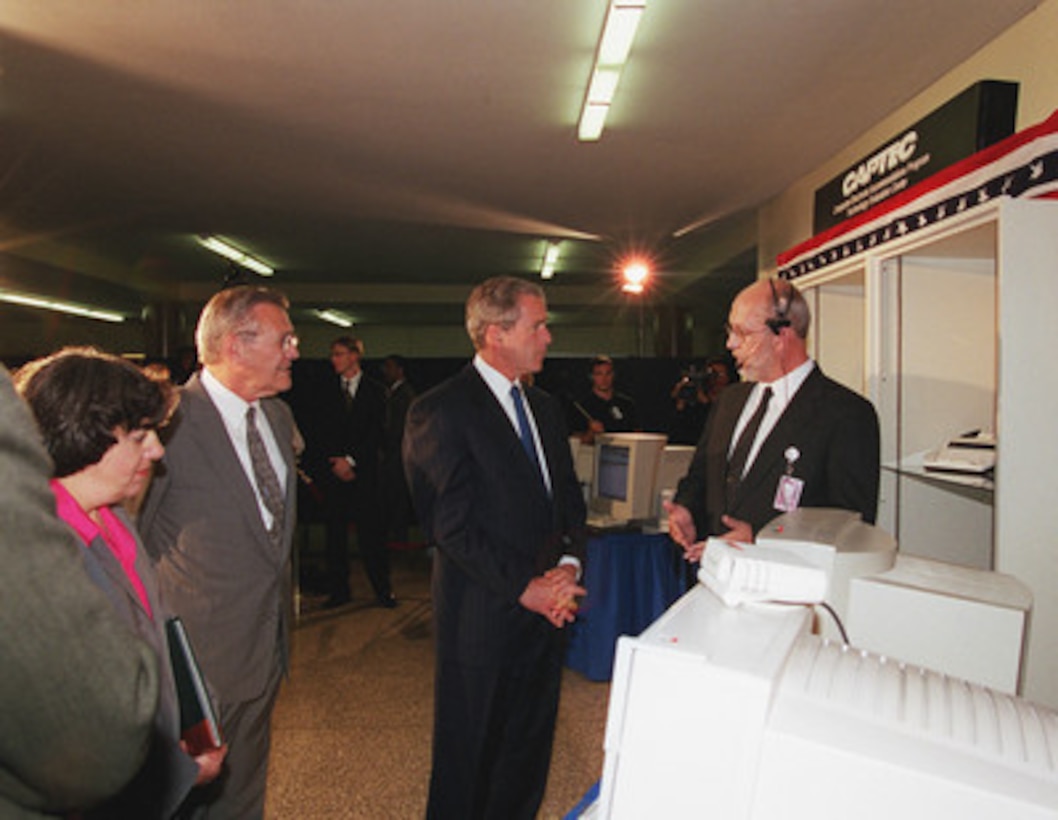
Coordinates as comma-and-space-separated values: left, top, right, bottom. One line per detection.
266, 548, 610, 819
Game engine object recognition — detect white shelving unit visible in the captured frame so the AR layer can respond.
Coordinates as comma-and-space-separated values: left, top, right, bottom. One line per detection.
792, 197, 1058, 710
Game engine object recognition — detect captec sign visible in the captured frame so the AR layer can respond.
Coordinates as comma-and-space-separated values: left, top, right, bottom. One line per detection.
842, 132, 919, 197
811, 81, 1018, 235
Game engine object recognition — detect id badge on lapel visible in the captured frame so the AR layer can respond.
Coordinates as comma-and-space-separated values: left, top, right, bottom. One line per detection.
773, 446, 804, 512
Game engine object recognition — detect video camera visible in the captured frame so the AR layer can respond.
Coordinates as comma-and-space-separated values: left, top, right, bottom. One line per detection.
675, 365, 717, 402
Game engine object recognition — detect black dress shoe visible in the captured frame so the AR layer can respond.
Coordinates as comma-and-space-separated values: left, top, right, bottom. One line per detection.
377, 594, 398, 609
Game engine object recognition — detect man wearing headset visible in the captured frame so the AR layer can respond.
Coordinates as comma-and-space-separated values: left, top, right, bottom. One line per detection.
666, 278, 880, 560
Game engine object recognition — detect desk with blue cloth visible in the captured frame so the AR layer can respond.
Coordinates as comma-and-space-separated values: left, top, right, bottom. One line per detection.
565, 530, 687, 682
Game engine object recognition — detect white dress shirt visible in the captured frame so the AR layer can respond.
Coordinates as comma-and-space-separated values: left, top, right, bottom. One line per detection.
473, 356, 581, 577
729, 358, 815, 478
473, 355, 552, 494
200, 367, 288, 531
342, 370, 362, 399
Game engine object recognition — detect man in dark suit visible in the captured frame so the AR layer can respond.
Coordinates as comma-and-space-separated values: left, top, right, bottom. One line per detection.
306, 336, 394, 609
380, 354, 416, 544
403, 276, 588, 820
667, 278, 880, 560
140, 285, 300, 818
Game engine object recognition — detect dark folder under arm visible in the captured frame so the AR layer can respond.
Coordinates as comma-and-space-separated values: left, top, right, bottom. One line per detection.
165, 616, 223, 754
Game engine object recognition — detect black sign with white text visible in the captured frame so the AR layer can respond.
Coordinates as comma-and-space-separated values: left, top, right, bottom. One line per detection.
813, 81, 1018, 234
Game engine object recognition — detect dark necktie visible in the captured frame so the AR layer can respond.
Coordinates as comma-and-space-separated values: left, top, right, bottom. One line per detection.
510, 384, 543, 479
342, 378, 354, 410
725, 386, 773, 508
246, 405, 285, 544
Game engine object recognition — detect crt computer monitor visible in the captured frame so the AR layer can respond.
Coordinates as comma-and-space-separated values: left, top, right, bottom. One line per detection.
590, 433, 667, 523
599, 583, 1058, 819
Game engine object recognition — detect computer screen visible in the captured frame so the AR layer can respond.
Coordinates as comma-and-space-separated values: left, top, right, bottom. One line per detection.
589, 433, 666, 524
597, 443, 630, 501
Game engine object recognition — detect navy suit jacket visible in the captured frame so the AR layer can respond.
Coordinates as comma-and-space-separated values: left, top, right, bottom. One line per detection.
303, 371, 387, 484
403, 364, 587, 666
674, 365, 880, 538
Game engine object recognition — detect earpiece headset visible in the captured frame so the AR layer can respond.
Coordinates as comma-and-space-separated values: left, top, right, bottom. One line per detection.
765, 278, 793, 335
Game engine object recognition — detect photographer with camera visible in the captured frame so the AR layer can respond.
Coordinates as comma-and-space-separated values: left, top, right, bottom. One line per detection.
666, 356, 735, 445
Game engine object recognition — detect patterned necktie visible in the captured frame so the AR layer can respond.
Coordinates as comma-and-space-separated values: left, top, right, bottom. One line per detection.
725, 386, 773, 508
246, 405, 285, 543
510, 384, 543, 479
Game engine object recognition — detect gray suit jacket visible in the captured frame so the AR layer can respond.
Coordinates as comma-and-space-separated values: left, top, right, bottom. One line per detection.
140, 373, 297, 705
78, 507, 198, 819
0, 367, 158, 819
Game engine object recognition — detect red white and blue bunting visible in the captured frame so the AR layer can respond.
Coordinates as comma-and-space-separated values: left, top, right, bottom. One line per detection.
777, 110, 1058, 281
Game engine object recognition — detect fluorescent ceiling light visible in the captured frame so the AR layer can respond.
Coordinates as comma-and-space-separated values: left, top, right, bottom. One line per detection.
0, 290, 125, 322
598, 2, 646, 64
577, 0, 646, 143
578, 104, 610, 142
540, 241, 561, 279
198, 235, 274, 276
315, 309, 354, 328
587, 68, 621, 105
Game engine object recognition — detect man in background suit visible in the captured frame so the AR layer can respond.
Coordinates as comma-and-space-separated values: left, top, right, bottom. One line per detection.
380, 354, 416, 545
403, 276, 587, 820
141, 285, 299, 818
0, 366, 159, 818
667, 278, 880, 560
304, 336, 394, 609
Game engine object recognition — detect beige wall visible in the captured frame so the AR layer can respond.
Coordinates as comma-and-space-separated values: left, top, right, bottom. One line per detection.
757, 0, 1058, 276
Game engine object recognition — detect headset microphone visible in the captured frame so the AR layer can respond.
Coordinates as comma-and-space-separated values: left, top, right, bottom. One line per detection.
765, 278, 792, 335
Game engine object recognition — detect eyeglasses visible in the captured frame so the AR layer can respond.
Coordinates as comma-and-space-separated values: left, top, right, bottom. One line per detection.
724, 322, 769, 343
238, 330, 299, 352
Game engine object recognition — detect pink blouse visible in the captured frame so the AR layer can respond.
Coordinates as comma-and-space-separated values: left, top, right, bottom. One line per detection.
51, 479, 154, 619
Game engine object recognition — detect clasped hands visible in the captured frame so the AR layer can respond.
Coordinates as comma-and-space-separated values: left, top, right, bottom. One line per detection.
520, 565, 586, 628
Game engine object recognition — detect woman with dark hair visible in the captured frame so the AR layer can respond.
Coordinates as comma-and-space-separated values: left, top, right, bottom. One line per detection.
15, 347, 226, 819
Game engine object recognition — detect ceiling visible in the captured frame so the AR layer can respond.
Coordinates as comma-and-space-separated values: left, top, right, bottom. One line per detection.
0, 0, 1041, 335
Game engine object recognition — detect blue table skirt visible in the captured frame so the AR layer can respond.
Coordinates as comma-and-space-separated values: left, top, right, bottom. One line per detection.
565, 530, 687, 682
563, 780, 600, 819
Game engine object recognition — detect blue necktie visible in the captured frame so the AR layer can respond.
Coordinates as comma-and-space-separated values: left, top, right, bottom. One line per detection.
510, 384, 542, 477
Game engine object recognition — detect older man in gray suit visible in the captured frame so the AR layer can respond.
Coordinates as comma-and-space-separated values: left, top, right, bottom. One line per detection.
141, 285, 300, 818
